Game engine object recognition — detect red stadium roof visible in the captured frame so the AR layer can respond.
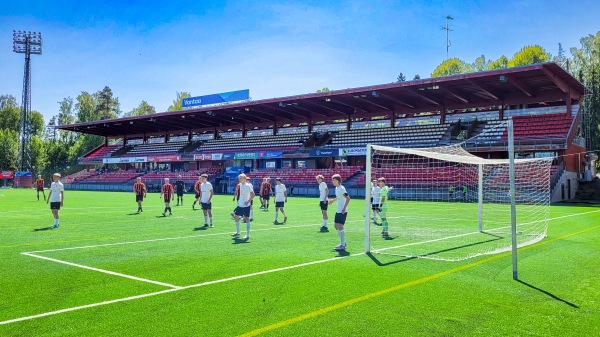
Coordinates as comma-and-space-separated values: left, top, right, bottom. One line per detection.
58, 63, 588, 138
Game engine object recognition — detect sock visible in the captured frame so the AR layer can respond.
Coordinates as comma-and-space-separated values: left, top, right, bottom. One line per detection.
246, 221, 251, 236
250, 209, 254, 219
338, 230, 346, 245
54, 218, 58, 225
323, 219, 328, 227
275, 212, 278, 221
209, 216, 213, 225
164, 207, 167, 213
235, 221, 240, 233
204, 215, 208, 224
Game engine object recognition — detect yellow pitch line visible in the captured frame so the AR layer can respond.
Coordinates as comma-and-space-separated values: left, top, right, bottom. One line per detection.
238, 224, 600, 337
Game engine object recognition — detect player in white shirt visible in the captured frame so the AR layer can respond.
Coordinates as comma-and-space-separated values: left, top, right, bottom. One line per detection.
328, 174, 350, 251
273, 178, 288, 224
232, 174, 254, 240
199, 174, 214, 228
316, 175, 329, 232
46, 173, 64, 229
371, 180, 382, 223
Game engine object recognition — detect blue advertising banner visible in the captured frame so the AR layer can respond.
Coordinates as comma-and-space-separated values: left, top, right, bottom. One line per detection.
259, 151, 283, 159
309, 149, 340, 157
182, 89, 250, 108
222, 153, 235, 160
234, 152, 259, 160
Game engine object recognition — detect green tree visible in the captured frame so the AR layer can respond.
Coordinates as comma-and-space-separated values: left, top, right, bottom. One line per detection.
570, 31, 600, 153
94, 86, 121, 120
487, 55, 509, 70
167, 91, 191, 111
58, 97, 76, 126
69, 134, 103, 162
431, 58, 474, 78
413, 74, 421, 80
507, 45, 551, 67
396, 73, 406, 82
316, 87, 331, 93
45, 116, 57, 140
0, 128, 18, 170
44, 139, 71, 174
0, 105, 21, 131
30, 111, 45, 138
0, 94, 18, 110
473, 55, 489, 72
30, 136, 47, 174
75, 91, 98, 123
125, 100, 156, 117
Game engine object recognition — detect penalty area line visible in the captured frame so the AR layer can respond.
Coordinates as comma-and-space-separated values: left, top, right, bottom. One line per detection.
0, 252, 361, 326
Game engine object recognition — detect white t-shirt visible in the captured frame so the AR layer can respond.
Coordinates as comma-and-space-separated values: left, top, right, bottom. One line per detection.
335, 185, 349, 213
49, 181, 64, 203
200, 182, 213, 203
238, 183, 254, 207
318, 181, 328, 201
275, 184, 287, 202
372, 186, 381, 204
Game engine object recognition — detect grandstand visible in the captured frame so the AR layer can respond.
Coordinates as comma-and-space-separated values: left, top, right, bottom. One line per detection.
58, 63, 589, 202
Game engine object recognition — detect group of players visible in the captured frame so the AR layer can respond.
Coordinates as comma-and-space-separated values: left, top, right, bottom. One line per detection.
39, 170, 392, 251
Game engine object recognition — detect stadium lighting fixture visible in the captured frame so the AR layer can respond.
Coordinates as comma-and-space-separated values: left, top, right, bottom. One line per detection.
441, 15, 454, 60
499, 75, 507, 83
245, 108, 250, 111
325, 98, 331, 102
278, 102, 285, 107
371, 91, 379, 97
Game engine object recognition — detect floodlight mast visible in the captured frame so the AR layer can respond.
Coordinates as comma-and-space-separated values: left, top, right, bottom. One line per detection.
441, 16, 454, 60
12, 30, 42, 172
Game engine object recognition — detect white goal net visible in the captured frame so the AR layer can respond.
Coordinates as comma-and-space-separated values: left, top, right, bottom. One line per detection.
365, 142, 552, 261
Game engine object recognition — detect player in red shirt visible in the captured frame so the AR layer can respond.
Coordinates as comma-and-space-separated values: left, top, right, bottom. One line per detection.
260, 177, 273, 211
133, 177, 147, 213
160, 178, 174, 216
192, 175, 202, 210
35, 175, 46, 201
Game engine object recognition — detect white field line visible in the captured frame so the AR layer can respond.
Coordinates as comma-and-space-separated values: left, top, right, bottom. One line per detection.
21, 252, 181, 289
372, 209, 600, 253
0, 253, 361, 326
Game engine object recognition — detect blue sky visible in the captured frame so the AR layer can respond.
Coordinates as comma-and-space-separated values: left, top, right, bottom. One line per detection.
1, 0, 599, 123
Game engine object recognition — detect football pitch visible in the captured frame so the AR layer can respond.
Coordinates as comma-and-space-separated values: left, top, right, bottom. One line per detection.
0, 189, 599, 336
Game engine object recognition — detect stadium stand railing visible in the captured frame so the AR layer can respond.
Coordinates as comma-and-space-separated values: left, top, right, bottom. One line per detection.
121, 141, 190, 157
74, 169, 142, 184
196, 134, 306, 152
324, 125, 450, 149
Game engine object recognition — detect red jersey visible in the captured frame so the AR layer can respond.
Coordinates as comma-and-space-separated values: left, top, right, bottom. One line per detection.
261, 182, 272, 195
234, 183, 241, 201
162, 183, 174, 197
194, 181, 201, 193
133, 182, 146, 195
36, 178, 44, 189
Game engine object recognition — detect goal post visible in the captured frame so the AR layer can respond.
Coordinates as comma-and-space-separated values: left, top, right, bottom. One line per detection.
364, 137, 552, 264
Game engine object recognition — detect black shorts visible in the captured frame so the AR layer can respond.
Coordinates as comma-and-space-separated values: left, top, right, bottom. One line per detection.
201, 202, 211, 210
234, 206, 251, 218
195, 192, 201, 199
37, 188, 44, 192
164, 196, 172, 203
262, 194, 270, 200
136, 194, 144, 202
320, 201, 328, 211
177, 191, 184, 197
50, 202, 61, 210
372, 204, 381, 211
334, 212, 348, 225
275, 201, 285, 208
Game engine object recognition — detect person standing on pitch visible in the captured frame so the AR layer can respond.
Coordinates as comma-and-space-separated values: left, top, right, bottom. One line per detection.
199, 174, 214, 228
260, 177, 273, 211
35, 175, 46, 201
328, 174, 350, 251
160, 178, 174, 216
232, 174, 254, 240
378, 177, 390, 238
175, 175, 186, 206
192, 175, 202, 210
316, 175, 329, 232
371, 179, 381, 224
133, 177, 147, 213
273, 178, 288, 224
46, 173, 64, 229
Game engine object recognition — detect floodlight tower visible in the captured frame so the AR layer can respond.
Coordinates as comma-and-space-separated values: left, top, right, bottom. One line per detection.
13, 30, 42, 172
441, 16, 454, 60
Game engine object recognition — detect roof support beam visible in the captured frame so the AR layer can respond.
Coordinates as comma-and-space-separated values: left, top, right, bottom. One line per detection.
540, 67, 579, 100
406, 88, 442, 106
379, 93, 416, 109
465, 79, 500, 101
506, 75, 534, 97
439, 87, 469, 104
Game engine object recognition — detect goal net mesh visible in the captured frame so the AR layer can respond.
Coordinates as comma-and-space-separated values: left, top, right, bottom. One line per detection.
366, 143, 552, 261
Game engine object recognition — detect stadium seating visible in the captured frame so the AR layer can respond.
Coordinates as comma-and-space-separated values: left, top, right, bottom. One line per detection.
82, 145, 121, 161
197, 134, 306, 152
122, 141, 189, 156
249, 166, 362, 184
503, 113, 572, 140
326, 125, 449, 148
76, 170, 141, 184
60, 169, 96, 184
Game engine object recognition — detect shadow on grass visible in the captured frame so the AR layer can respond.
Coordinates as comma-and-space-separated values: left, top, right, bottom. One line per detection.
193, 226, 208, 231
33, 226, 54, 231
127, 212, 139, 216
516, 280, 579, 308
335, 250, 350, 257
232, 237, 250, 244
368, 236, 505, 266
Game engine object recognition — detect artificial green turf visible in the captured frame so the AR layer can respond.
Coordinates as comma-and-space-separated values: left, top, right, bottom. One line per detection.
0, 188, 598, 336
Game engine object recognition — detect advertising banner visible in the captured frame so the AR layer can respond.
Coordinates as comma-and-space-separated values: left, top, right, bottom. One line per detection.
222, 153, 235, 160
182, 89, 250, 108
234, 152, 259, 160
103, 157, 148, 164
340, 147, 367, 156
0, 170, 14, 179
309, 149, 340, 157
259, 151, 283, 159
153, 155, 182, 162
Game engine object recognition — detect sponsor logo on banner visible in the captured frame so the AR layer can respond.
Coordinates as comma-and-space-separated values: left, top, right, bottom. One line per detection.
194, 153, 223, 161
1, 170, 15, 179
309, 149, 340, 157
234, 152, 259, 159
212, 153, 223, 160
153, 155, 182, 162
341, 147, 367, 156
222, 153, 235, 160
103, 157, 148, 164
259, 151, 283, 159
182, 89, 250, 108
